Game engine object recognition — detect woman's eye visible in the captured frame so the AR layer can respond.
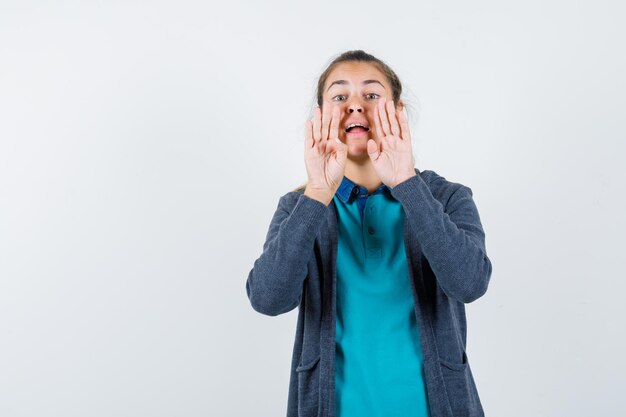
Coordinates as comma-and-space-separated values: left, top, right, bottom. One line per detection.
333, 94, 379, 101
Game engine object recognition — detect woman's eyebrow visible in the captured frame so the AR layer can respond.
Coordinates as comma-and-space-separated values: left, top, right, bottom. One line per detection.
326, 79, 386, 91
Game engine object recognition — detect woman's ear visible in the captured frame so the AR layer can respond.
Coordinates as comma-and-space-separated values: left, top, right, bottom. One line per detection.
397, 100, 404, 112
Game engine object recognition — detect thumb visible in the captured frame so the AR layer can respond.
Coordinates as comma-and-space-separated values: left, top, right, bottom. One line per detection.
334, 137, 348, 162
367, 139, 379, 161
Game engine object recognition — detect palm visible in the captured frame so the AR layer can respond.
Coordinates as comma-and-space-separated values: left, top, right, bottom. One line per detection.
305, 137, 346, 189
304, 105, 347, 191
367, 99, 416, 187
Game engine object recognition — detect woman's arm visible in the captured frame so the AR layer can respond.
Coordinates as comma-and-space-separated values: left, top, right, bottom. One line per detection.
390, 174, 493, 304
246, 193, 329, 316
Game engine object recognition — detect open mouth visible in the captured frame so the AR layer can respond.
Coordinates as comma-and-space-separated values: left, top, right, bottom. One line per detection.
345, 123, 370, 137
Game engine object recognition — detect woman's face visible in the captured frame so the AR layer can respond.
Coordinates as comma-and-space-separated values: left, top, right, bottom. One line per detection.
322, 61, 403, 159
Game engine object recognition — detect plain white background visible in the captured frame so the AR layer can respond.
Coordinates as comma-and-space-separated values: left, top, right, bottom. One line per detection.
1, 0, 624, 416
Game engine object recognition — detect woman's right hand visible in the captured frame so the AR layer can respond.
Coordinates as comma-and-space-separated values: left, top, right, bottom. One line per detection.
303, 104, 348, 205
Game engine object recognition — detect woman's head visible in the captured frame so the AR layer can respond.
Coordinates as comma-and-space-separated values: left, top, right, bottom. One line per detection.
293, 50, 413, 192
314, 50, 406, 160
316, 50, 403, 108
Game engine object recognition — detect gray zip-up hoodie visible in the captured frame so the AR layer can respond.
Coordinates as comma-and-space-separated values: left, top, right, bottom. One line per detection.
246, 167, 493, 417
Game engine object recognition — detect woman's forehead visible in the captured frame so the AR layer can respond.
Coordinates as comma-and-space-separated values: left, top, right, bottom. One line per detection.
326, 62, 387, 90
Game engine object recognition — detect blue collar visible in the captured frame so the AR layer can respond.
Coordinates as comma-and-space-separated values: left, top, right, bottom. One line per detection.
335, 175, 390, 204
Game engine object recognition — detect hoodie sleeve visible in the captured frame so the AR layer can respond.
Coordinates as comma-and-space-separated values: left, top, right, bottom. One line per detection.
390, 172, 493, 303
246, 192, 329, 316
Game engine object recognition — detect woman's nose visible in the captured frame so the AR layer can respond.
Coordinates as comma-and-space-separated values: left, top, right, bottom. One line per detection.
348, 104, 363, 113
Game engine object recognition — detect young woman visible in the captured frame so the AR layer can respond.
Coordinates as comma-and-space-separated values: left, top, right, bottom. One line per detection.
246, 50, 492, 417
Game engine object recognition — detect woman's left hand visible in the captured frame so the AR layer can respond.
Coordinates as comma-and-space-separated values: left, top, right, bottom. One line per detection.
367, 99, 417, 188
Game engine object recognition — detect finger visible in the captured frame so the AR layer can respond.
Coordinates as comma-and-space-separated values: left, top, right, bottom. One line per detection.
321, 103, 331, 141
312, 106, 321, 142
304, 119, 314, 150
319, 136, 327, 154
398, 108, 411, 143
329, 105, 340, 143
374, 104, 385, 139
378, 99, 391, 136
334, 138, 347, 163
387, 100, 401, 138
325, 134, 336, 155
366, 138, 379, 161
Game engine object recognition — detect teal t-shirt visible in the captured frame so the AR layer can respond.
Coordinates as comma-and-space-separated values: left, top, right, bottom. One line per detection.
333, 175, 430, 417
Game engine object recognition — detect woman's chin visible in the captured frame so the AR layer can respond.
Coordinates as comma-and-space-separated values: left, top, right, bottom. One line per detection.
339, 134, 376, 160
346, 142, 371, 161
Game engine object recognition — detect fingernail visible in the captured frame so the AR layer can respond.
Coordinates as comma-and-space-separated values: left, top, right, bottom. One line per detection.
335, 137, 341, 143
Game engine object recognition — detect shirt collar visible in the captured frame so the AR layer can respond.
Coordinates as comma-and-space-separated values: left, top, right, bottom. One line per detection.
335, 175, 390, 204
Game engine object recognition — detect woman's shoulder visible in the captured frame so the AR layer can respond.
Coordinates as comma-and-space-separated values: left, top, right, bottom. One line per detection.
292, 183, 306, 193
420, 168, 477, 205
273, 185, 307, 213
420, 167, 467, 188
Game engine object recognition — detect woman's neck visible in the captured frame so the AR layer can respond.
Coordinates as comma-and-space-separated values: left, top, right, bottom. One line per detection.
344, 159, 383, 195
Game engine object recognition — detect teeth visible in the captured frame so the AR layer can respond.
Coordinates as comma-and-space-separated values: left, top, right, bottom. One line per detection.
346, 123, 368, 132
